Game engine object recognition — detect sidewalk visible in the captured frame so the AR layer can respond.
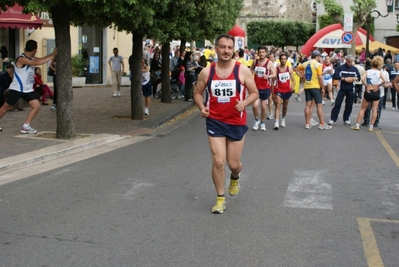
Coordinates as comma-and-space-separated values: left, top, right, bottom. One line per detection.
0, 85, 194, 172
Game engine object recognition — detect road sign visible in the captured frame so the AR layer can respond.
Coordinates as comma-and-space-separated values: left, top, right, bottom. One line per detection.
344, 13, 353, 32
341, 32, 354, 45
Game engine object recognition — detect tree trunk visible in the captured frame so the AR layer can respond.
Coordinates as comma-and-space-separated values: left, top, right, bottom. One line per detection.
51, 3, 74, 139
349, 22, 363, 57
131, 33, 143, 120
161, 42, 171, 103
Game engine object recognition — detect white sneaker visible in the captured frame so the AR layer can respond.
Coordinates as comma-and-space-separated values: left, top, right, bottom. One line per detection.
344, 120, 351, 126
319, 124, 332, 130
144, 108, 149, 115
328, 120, 335, 125
20, 125, 37, 134
322, 100, 325, 105
351, 125, 360, 130
260, 123, 266, 131
117, 91, 121, 96
310, 118, 318, 127
392, 107, 396, 110
113, 93, 117, 97
274, 121, 279, 130
253, 120, 260, 131
297, 96, 301, 102
305, 124, 311, 129
269, 113, 274, 120
281, 119, 286, 128
330, 100, 335, 106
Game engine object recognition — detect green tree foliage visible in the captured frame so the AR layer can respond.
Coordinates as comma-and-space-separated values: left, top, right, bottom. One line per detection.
318, 14, 336, 29
247, 20, 315, 48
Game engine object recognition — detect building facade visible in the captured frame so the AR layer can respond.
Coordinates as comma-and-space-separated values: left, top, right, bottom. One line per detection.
237, 0, 316, 29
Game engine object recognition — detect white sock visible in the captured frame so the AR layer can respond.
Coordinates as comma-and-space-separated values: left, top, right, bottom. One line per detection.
23, 123, 29, 128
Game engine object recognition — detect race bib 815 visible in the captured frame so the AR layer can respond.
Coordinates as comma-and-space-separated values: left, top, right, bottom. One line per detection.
211, 80, 236, 103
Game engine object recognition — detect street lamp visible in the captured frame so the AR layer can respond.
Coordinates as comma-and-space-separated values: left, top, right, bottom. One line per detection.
395, 6, 399, 23
365, 0, 393, 58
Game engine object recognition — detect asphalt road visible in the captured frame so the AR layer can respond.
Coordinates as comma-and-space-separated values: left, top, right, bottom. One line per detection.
1, 100, 398, 267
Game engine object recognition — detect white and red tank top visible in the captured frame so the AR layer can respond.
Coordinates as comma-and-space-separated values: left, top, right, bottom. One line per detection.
276, 65, 291, 93
253, 59, 270, 90
9, 54, 35, 93
206, 61, 247, 125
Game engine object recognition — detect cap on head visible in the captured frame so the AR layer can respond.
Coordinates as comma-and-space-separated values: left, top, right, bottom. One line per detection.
311, 50, 321, 58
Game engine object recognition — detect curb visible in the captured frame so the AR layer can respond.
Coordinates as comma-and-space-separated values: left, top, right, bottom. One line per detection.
138, 102, 194, 129
0, 134, 130, 175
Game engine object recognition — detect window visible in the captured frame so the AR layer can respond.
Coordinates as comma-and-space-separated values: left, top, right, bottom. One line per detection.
311, 1, 317, 12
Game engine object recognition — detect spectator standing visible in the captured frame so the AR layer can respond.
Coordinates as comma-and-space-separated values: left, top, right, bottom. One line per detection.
141, 58, 151, 115
353, 59, 365, 103
329, 54, 360, 125
108, 47, 125, 97
183, 52, 197, 102
49, 57, 57, 111
382, 59, 394, 109
178, 66, 185, 98
296, 50, 332, 129
0, 63, 13, 107
389, 61, 399, 110
150, 51, 162, 97
352, 56, 386, 131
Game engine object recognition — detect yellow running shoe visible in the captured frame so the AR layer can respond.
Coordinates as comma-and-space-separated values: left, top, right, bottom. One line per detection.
211, 197, 226, 214
228, 177, 240, 196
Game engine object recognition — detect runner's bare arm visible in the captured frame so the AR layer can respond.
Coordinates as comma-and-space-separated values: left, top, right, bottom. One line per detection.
267, 61, 276, 79
289, 67, 296, 90
194, 67, 210, 117
237, 66, 258, 112
16, 48, 57, 68
393, 75, 399, 93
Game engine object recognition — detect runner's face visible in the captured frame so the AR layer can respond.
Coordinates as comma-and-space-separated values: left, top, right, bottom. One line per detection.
280, 56, 287, 66
216, 37, 234, 62
325, 57, 330, 64
258, 49, 266, 59
268, 54, 275, 61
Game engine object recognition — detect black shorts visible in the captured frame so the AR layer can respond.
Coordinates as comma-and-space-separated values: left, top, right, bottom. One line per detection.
363, 90, 380, 102
305, 88, 322, 104
6, 90, 37, 106
258, 89, 271, 101
142, 82, 152, 97
206, 118, 248, 141
276, 92, 292, 101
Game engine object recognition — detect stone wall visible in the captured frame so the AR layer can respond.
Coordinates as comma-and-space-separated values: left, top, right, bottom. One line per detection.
238, 0, 315, 28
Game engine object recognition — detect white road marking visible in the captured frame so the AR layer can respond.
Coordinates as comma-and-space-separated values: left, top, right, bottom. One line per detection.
283, 170, 333, 210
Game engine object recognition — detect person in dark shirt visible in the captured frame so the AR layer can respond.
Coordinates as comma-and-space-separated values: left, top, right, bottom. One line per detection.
0, 63, 14, 107
329, 54, 360, 125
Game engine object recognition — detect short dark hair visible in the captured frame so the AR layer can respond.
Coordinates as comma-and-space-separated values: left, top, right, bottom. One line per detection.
257, 45, 267, 52
238, 49, 244, 57
279, 52, 288, 59
215, 34, 234, 46
25, 40, 37, 52
113, 47, 118, 51
5, 62, 13, 69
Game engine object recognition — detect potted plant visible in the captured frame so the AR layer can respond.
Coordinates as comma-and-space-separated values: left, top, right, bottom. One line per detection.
71, 54, 87, 87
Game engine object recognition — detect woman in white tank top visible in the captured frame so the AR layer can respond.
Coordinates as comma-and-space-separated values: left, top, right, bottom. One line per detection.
351, 56, 386, 131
